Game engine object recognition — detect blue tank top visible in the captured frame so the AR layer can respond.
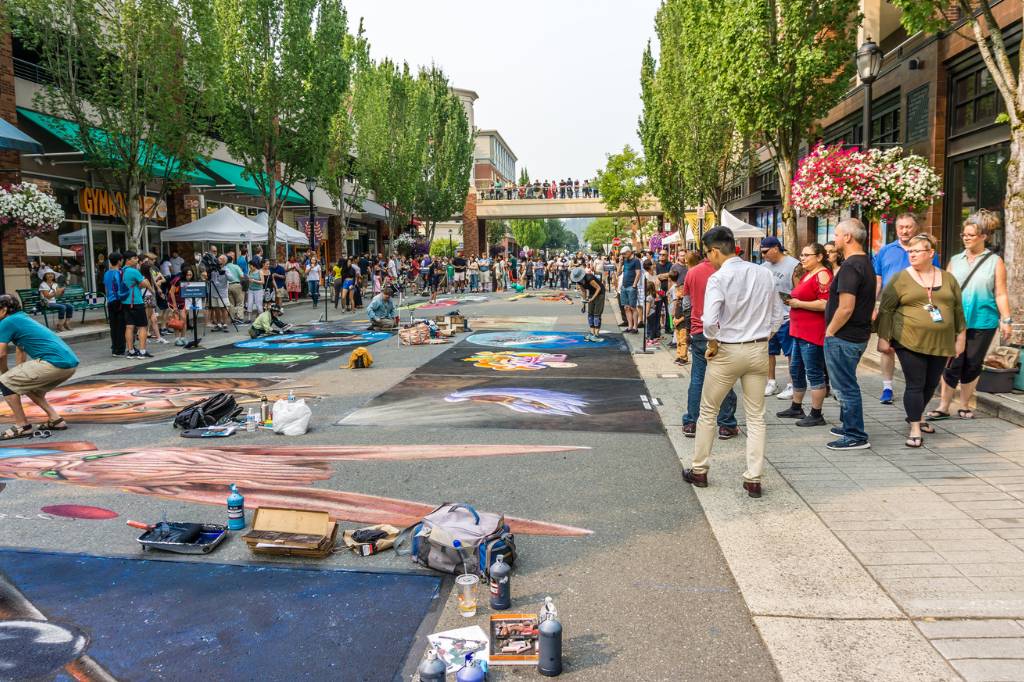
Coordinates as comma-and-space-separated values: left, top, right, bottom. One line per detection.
948, 250, 999, 330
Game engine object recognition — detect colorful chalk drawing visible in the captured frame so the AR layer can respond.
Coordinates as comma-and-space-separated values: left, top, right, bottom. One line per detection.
461, 351, 577, 372
466, 331, 607, 350
445, 388, 589, 417
0, 443, 591, 536
466, 316, 557, 331
401, 295, 487, 311
0, 379, 298, 424
236, 330, 390, 350
39, 504, 118, 520
145, 351, 318, 372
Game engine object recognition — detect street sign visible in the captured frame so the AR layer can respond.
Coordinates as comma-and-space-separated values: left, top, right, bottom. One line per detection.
612, 237, 621, 247
181, 282, 207, 300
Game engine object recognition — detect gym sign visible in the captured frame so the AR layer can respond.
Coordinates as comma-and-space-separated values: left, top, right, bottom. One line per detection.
78, 188, 167, 219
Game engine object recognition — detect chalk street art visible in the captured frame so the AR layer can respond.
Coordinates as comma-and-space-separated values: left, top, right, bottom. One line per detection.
340, 375, 663, 434
446, 387, 588, 416
539, 293, 575, 303
401, 295, 487, 311
466, 316, 557, 330
461, 351, 578, 372
0, 443, 592, 535
39, 504, 118, 520
236, 330, 390, 350
0, 549, 442, 681
466, 330, 608, 350
144, 351, 318, 372
0, 379, 293, 424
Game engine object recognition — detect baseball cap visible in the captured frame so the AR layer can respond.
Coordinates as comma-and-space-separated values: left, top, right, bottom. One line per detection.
760, 236, 785, 252
620, 245, 632, 254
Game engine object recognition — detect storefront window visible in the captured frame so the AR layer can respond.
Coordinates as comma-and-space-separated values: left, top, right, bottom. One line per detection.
946, 145, 1008, 256
952, 67, 1006, 134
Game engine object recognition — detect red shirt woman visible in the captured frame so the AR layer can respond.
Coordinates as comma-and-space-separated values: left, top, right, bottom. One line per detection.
789, 261, 833, 346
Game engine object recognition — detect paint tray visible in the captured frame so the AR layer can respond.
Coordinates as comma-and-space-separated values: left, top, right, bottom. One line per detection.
137, 523, 228, 555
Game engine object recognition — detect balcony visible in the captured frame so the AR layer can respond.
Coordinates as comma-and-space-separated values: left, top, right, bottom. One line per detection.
12, 58, 54, 85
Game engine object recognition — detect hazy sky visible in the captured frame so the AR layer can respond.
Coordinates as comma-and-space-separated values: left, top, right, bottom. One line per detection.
343, 0, 661, 182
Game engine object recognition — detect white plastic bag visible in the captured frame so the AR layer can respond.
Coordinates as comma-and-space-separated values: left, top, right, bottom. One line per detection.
272, 398, 312, 436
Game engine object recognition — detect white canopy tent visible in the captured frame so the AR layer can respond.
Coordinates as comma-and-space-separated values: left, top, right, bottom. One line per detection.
251, 212, 310, 246
160, 206, 262, 243
661, 228, 697, 246
720, 209, 766, 240
26, 236, 77, 258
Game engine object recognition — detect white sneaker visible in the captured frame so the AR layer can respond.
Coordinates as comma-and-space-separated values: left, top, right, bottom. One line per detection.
764, 379, 778, 397
777, 383, 794, 400
156, 337, 169, 344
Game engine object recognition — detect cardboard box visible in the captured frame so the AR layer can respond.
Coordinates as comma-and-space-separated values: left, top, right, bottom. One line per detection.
242, 507, 337, 558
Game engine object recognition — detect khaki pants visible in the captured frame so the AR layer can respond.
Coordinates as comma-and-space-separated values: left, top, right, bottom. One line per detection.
228, 283, 245, 319
692, 341, 769, 482
675, 327, 689, 361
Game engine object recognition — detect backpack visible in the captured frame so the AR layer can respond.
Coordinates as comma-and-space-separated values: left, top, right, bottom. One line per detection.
173, 393, 242, 430
397, 503, 516, 577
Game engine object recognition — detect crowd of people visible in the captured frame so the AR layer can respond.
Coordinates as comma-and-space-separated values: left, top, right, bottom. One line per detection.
478, 178, 600, 201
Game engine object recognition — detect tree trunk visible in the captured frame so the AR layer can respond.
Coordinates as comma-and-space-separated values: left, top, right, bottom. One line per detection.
1004, 123, 1024, 327
776, 155, 797, 251
126, 183, 143, 251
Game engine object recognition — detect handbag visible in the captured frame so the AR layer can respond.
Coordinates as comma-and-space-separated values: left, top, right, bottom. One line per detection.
167, 308, 186, 331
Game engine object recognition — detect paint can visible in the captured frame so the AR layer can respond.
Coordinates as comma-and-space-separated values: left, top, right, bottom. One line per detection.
538, 601, 562, 677
227, 483, 245, 531
489, 554, 511, 610
416, 647, 446, 682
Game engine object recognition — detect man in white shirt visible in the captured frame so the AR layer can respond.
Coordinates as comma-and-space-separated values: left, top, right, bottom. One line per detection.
169, 251, 184, 276
759, 236, 798, 398
683, 226, 782, 499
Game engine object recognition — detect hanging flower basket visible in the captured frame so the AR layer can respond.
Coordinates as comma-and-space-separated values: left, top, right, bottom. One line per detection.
792, 144, 942, 221
0, 182, 65, 238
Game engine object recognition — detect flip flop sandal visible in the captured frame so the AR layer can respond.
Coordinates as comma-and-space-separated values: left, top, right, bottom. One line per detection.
31, 429, 52, 439
905, 436, 924, 448
925, 410, 950, 421
38, 417, 67, 431
920, 422, 936, 434
0, 425, 34, 441
958, 409, 975, 420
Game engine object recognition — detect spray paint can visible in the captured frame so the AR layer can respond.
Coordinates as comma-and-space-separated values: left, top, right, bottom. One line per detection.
455, 653, 485, 682
227, 483, 245, 530
538, 599, 563, 677
416, 647, 446, 682
260, 394, 270, 424
489, 555, 511, 610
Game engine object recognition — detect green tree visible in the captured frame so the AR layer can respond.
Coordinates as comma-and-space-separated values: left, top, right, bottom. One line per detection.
9, 0, 220, 250
509, 219, 546, 250
891, 0, 1024, 320
486, 219, 509, 251
352, 59, 430, 259
210, 0, 351, 255
429, 239, 455, 258
583, 217, 627, 249
639, 41, 687, 228
415, 66, 474, 247
541, 219, 579, 251
595, 145, 652, 242
716, 0, 860, 250
518, 167, 531, 186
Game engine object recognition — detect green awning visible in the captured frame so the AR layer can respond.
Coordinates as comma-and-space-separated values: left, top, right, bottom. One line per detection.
17, 107, 216, 186
199, 157, 308, 205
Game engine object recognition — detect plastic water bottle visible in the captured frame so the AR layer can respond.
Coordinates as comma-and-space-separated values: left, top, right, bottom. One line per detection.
538, 600, 563, 677
455, 654, 485, 682
287, 390, 295, 403
416, 648, 446, 682
227, 483, 245, 530
489, 555, 511, 610
245, 408, 256, 432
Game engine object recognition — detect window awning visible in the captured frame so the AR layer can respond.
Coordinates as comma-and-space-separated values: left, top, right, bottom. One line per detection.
198, 157, 308, 205
0, 118, 42, 153
17, 107, 216, 186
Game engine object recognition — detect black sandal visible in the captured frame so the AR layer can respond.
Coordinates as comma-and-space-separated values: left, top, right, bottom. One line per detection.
38, 417, 67, 431
920, 422, 936, 434
925, 410, 950, 421
905, 436, 923, 448
0, 424, 34, 441
958, 409, 975, 420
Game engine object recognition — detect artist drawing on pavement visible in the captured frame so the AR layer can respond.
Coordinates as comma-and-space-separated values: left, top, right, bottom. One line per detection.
461, 351, 577, 372
0, 443, 592, 536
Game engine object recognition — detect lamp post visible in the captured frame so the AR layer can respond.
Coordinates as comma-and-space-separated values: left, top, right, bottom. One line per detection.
855, 38, 885, 151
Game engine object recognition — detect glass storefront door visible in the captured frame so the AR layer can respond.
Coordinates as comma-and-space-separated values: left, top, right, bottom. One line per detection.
945, 144, 1009, 260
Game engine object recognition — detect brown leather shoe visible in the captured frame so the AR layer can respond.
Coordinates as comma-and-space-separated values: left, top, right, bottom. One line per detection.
718, 426, 740, 440
682, 468, 708, 487
743, 481, 762, 498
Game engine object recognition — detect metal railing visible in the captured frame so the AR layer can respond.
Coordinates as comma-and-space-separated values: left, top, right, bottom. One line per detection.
12, 58, 55, 85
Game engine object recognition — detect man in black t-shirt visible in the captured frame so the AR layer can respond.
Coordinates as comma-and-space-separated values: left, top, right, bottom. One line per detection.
653, 250, 673, 338
452, 252, 468, 293
823, 218, 876, 451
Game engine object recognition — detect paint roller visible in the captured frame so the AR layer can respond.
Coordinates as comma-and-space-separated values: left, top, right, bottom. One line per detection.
126, 520, 203, 544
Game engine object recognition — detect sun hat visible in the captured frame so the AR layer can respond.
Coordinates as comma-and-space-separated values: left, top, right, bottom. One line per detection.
569, 267, 586, 283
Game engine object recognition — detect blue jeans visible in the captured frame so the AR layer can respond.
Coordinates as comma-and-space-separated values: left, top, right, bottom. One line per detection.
684, 332, 737, 427
823, 336, 868, 442
534, 271, 544, 288
789, 338, 827, 391
46, 302, 75, 320
308, 280, 320, 304
470, 273, 480, 291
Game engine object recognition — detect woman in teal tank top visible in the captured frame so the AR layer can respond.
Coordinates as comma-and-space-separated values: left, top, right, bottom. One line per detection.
929, 210, 1013, 420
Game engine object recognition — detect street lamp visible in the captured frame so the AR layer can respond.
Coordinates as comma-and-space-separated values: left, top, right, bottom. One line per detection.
856, 38, 884, 150
304, 176, 318, 252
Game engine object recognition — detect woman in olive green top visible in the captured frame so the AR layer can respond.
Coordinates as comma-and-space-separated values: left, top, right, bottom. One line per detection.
876, 233, 966, 448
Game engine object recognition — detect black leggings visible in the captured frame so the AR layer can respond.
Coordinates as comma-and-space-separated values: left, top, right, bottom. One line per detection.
943, 327, 996, 388
894, 344, 947, 423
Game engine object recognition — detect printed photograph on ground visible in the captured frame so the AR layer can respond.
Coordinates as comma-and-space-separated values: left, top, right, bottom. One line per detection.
339, 375, 662, 434
464, 330, 628, 351
417, 338, 639, 379
466, 316, 558, 331
235, 329, 391, 350
0, 549, 441, 681
0, 443, 592, 535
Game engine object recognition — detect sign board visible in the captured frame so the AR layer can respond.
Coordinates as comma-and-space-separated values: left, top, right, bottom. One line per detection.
905, 84, 929, 144
78, 188, 167, 220
697, 206, 706, 219
611, 237, 621, 247
180, 282, 207, 300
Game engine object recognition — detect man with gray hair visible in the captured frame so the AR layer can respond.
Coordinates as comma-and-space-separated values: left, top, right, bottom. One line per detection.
824, 218, 877, 450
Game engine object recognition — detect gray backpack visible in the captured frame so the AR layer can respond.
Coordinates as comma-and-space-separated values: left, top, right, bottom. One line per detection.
398, 503, 516, 576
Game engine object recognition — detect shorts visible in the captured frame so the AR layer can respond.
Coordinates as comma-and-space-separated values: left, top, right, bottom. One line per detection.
619, 286, 638, 308
124, 304, 148, 327
768, 320, 793, 356
209, 292, 227, 308
0, 359, 75, 396
342, 278, 354, 290
454, 272, 466, 282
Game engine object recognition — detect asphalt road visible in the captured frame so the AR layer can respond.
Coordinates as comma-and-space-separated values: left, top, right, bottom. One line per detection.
0, 290, 777, 681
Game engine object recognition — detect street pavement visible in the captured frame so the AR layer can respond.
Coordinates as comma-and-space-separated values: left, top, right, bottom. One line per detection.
0, 291, 776, 681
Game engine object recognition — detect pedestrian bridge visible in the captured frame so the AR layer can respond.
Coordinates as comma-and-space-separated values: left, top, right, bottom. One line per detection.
475, 196, 663, 220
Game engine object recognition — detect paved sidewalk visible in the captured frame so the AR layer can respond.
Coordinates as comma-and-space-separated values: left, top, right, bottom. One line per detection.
634, 339, 1024, 682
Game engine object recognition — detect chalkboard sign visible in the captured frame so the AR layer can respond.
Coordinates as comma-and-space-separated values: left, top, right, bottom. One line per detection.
906, 85, 929, 143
